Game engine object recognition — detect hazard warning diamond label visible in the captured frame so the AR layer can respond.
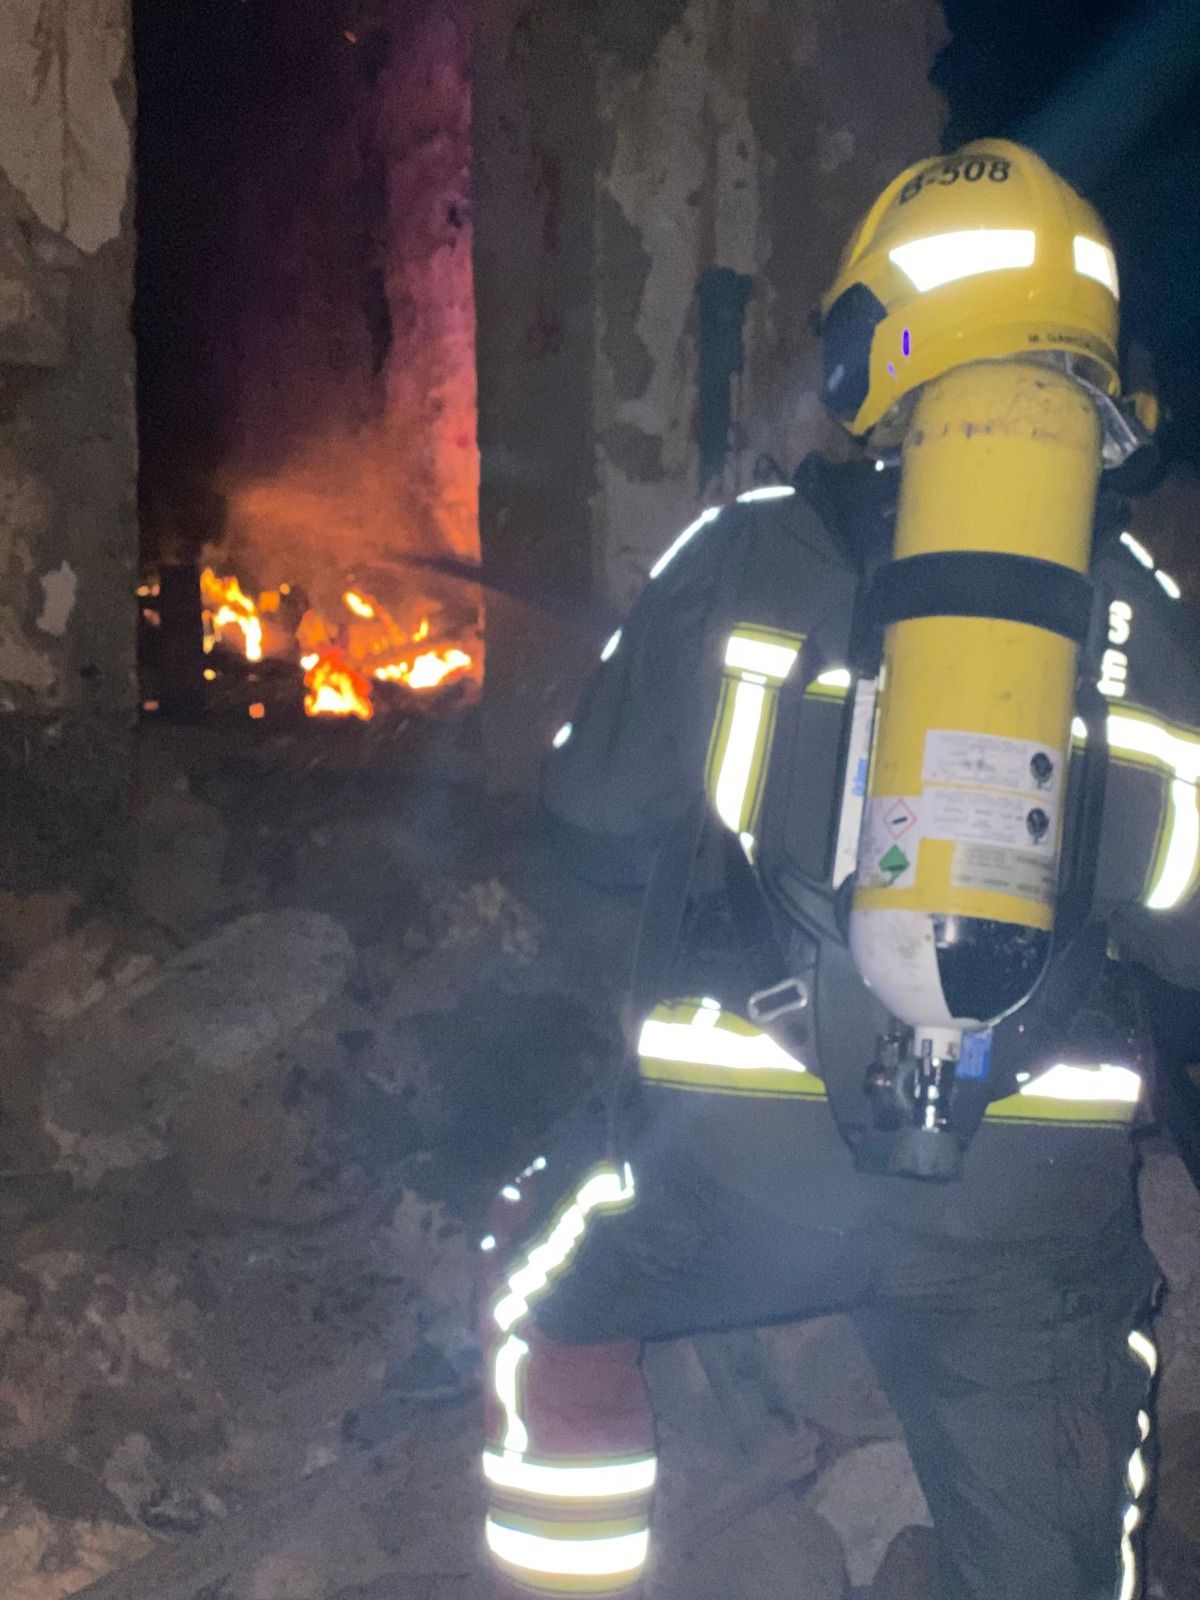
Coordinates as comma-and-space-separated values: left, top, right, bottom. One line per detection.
884, 800, 917, 838
879, 844, 910, 881
859, 796, 923, 890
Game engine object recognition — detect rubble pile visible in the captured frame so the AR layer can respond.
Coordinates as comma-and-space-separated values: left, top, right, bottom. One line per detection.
0, 723, 1195, 1599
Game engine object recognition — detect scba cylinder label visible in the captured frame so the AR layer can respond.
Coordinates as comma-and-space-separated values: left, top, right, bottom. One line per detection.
860, 795, 924, 888
951, 843, 1056, 904
922, 730, 1062, 798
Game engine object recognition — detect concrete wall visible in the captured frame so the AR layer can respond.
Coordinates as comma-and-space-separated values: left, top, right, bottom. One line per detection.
475, 0, 947, 788
0, 0, 137, 893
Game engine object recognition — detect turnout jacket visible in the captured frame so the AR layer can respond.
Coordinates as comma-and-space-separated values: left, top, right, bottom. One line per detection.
542, 461, 1200, 1228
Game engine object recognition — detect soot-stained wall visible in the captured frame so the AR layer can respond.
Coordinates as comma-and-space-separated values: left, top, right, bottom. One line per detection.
0, 0, 137, 893
189, 0, 480, 631
475, 0, 947, 789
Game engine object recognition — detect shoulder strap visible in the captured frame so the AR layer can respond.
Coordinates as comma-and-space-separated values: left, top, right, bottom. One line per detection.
626, 514, 757, 1015
627, 793, 712, 1017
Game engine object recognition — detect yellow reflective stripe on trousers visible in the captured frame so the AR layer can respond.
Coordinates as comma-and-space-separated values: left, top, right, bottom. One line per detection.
484, 1450, 657, 1500
492, 1164, 636, 1337
486, 1517, 649, 1592
1118, 1326, 1158, 1600
984, 1062, 1143, 1126
705, 625, 803, 837
484, 1166, 650, 1594
638, 998, 825, 1098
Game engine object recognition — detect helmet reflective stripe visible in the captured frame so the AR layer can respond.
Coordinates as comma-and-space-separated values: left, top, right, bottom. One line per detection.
486, 1518, 649, 1580
1074, 235, 1119, 297
706, 625, 804, 839
984, 1060, 1142, 1125
638, 1000, 825, 1098
888, 227, 1036, 292
1118, 1329, 1158, 1600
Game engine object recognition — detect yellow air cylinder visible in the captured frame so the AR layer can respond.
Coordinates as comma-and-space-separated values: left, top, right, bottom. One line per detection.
850, 360, 1102, 1030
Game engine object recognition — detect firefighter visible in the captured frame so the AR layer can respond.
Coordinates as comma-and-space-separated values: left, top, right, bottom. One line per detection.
480, 141, 1200, 1600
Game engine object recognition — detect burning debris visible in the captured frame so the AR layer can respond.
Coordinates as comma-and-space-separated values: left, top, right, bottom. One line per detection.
138, 571, 479, 721
200, 569, 265, 663
302, 650, 374, 721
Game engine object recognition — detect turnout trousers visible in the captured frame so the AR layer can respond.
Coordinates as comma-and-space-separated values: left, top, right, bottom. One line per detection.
480, 1085, 1159, 1600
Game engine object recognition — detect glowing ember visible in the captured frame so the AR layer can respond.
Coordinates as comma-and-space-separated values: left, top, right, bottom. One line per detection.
303, 649, 374, 720
375, 647, 472, 690
200, 569, 264, 662
248, 702, 266, 720
343, 590, 376, 620
414, 617, 430, 642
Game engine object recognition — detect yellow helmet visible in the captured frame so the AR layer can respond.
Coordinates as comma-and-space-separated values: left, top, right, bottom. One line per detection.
820, 140, 1121, 441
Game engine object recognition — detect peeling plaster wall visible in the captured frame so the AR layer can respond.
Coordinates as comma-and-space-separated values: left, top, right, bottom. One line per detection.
475, 0, 946, 787
0, 0, 137, 892
474, 0, 600, 788
594, 0, 949, 606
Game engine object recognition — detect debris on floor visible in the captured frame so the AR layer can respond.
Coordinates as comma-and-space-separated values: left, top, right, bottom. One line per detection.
0, 717, 1196, 1599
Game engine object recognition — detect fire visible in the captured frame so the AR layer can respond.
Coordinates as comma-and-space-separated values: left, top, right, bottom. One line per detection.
200, 570, 265, 662
303, 649, 374, 720
195, 569, 474, 719
375, 647, 472, 690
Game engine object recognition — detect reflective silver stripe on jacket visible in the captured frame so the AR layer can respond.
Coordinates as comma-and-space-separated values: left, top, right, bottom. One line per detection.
638, 998, 826, 1098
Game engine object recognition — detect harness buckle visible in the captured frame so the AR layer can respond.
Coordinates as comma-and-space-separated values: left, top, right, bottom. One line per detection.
747, 977, 809, 1025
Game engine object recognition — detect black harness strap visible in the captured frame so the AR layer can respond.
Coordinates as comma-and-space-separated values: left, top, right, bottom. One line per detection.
866, 551, 1094, 643
719, 826, 813, 1056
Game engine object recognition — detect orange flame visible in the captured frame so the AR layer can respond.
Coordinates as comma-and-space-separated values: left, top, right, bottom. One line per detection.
197, 571, 473, 716
200, 569, 265, 662
303, 649, 374, 720
375, 647, 472, 690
